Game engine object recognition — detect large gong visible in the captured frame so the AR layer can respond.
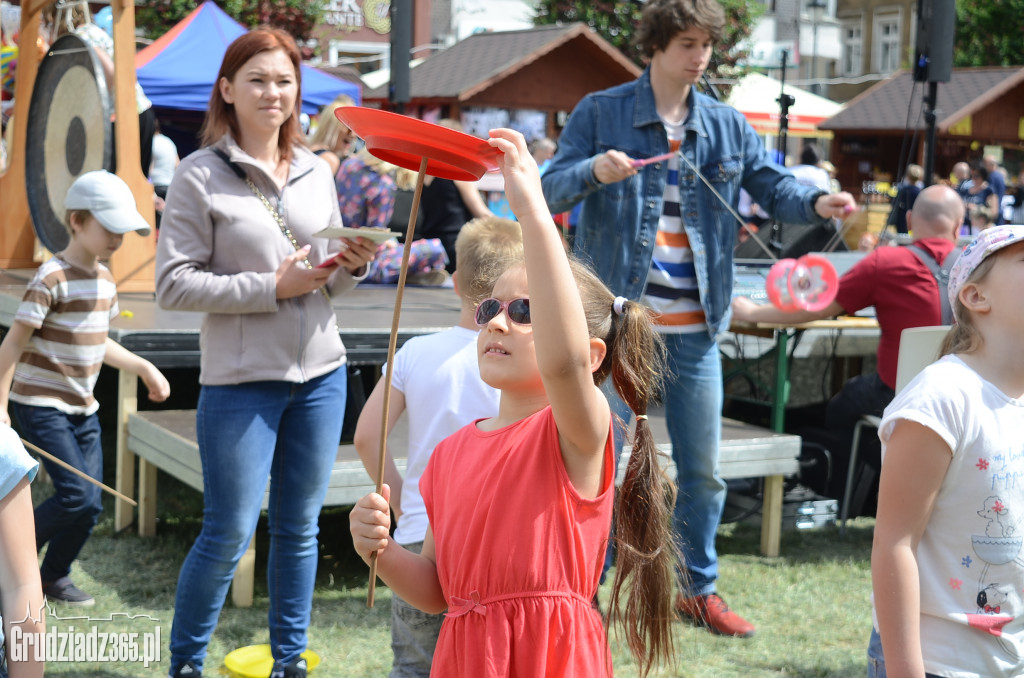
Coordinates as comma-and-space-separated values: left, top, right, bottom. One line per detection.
25, 33, 113, 253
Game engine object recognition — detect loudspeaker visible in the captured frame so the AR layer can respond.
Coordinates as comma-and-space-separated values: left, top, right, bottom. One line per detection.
912, 0, 955, 83
389, 0, 412, 105
734, 221, 848, 259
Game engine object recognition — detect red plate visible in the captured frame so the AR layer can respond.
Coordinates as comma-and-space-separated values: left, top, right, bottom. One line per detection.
335, 107, 503, 182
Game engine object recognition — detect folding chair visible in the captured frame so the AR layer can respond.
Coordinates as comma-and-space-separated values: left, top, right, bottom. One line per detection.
839, 325, 951, 533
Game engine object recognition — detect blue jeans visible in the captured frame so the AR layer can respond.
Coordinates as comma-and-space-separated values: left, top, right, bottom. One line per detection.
11, 403, 103, 583
604, 332, 724, 597
867, 628, 941, 678
867, 627, 885, 678
168, 368, 346, 673
825, 372, 894, 509
663, 332, 725, 596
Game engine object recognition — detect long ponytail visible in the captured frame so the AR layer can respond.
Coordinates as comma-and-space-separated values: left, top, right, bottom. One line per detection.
569, 260, 681, 677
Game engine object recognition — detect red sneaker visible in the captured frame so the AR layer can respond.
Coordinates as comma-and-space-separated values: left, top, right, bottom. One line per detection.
676, 593, 756, 637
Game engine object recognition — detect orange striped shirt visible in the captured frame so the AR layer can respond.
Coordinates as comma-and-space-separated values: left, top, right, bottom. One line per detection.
641, 142, 706, 334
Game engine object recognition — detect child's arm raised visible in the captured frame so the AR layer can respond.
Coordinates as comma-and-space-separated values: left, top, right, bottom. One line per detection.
488, 129, 610, 494
871, 419, 951, 678
350, 485, 446, 613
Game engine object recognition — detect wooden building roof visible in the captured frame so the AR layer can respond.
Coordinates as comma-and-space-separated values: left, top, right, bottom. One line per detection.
362, 23, 641, 112
820, 67, 1024, 137
317, 63, 365, 89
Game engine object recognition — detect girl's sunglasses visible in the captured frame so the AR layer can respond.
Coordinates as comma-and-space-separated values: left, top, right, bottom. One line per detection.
475, 298, 531, 326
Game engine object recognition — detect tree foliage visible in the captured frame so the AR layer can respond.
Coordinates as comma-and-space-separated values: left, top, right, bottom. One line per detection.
533, 1, 644, 60
135, 0, 326, 45
953, 0, 1024, 67
532, 0, 763, 77
715, 0, 764, 73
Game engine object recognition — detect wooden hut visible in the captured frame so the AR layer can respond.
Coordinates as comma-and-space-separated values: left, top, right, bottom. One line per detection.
362, 23, 641, 139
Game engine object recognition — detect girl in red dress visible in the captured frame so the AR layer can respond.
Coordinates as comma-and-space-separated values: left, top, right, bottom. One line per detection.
351, 129, 679, 677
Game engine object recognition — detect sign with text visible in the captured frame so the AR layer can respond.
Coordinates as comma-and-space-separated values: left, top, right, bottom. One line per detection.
743, 41, 799, 69
323, 0, 391, 33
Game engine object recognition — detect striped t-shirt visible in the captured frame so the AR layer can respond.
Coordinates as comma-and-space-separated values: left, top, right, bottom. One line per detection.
641, 119, 707, 334
10, 256, 118, 415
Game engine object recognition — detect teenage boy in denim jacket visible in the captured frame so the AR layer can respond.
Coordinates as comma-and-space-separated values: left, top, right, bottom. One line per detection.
542, 0, 855, 638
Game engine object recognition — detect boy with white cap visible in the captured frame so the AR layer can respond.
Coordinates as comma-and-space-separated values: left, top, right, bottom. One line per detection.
0, 170, 170, 605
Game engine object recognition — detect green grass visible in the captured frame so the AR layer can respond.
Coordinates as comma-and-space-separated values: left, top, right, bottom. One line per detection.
29, 470, 878, 678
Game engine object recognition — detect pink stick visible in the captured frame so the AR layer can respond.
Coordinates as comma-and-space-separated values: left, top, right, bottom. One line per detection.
630, 151, 677, 168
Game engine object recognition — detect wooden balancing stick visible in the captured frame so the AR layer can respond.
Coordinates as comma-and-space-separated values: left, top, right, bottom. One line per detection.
367, 156, 429, 608
20, 437, 137, 506
332, 106, 505, 607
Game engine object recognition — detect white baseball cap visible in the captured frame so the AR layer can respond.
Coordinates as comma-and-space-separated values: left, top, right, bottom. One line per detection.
64, 171, 152, 236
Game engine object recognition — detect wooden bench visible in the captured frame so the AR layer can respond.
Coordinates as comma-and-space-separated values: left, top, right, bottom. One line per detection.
111, 372, 409, 608
122, 407, 406, 608
115, 377, 799, 607
620, 415, 801, 560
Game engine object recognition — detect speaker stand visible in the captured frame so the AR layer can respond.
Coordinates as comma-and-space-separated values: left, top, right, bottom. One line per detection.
771, 49, 795, 259
923, 81, 939, 187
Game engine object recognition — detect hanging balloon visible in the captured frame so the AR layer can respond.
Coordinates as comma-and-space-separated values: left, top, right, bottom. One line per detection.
787, 254, 839, 311
93, 6, 114, 37
765, 258, 800, 312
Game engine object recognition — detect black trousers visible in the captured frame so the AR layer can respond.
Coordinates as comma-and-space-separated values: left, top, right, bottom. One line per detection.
824, 372, 895, 515
110, 106, 156, 177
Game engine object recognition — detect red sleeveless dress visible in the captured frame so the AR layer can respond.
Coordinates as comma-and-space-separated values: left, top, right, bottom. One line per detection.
420, 406, 615, 677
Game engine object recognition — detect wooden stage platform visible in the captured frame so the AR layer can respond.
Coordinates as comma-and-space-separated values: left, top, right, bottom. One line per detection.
1, 269, 464, 368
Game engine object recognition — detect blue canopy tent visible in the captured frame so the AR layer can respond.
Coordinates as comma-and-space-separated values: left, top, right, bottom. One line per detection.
136, 2, 361, 115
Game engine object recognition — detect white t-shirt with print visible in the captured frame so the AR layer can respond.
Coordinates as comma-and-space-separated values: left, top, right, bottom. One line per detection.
878, 354, 1024, 677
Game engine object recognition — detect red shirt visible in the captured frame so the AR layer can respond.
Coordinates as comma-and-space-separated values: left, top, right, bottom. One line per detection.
834, 237, 957, 389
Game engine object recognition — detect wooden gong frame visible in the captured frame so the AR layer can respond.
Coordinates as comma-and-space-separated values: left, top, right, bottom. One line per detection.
0, 0, 155, 291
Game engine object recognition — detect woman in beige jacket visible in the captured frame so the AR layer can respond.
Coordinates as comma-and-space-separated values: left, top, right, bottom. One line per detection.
156, 28, 375, 678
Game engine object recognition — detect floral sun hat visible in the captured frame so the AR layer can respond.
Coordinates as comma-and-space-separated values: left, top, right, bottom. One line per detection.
947, 225, 1024, 310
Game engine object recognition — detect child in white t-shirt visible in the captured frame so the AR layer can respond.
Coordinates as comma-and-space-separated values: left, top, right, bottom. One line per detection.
871, 225, 1024, 677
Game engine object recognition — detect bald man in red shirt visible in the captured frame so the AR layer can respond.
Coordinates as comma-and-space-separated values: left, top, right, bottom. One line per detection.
732, 184, 964, 511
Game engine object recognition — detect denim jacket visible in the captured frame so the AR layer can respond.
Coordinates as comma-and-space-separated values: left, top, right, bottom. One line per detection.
542, 69, 828, 337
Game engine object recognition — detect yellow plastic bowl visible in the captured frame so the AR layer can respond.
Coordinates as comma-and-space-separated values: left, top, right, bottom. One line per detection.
223, 645, 320, 678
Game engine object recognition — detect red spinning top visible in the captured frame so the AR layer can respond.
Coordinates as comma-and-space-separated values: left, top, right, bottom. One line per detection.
335, 107, 503, 182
